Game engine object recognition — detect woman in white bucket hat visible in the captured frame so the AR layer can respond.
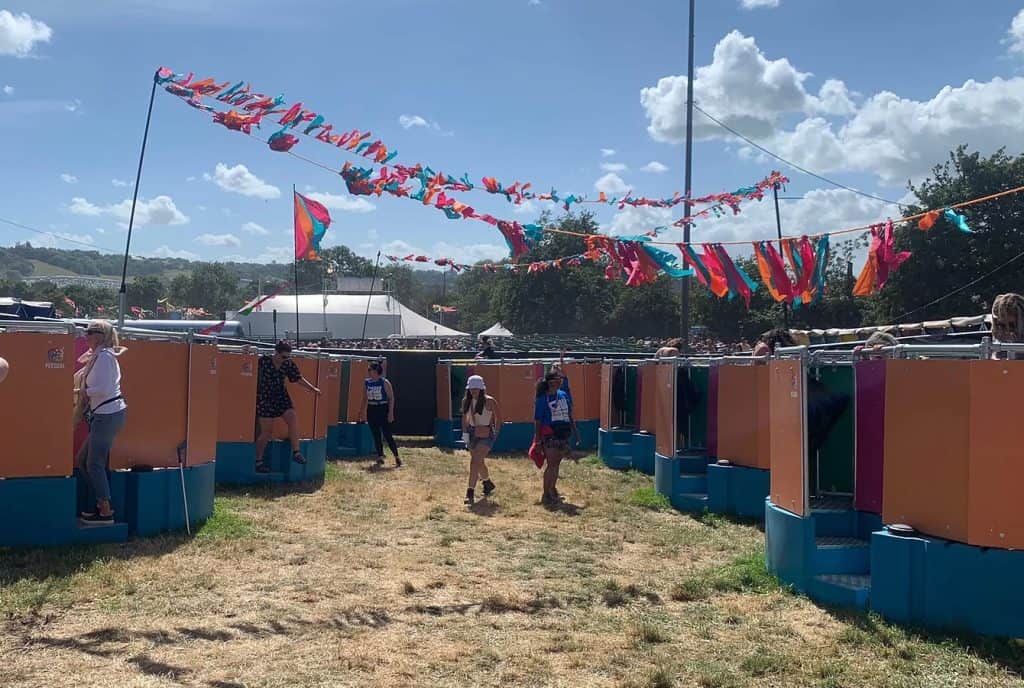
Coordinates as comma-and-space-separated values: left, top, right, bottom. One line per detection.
460, 374, 501, 505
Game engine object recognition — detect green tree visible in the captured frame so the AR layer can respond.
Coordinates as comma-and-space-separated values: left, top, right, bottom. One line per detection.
128, 276, 165, 313
870, 147, 1024, 322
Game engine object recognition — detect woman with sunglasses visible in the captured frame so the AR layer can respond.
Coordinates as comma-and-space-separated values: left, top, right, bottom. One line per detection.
74, 320, 127, 525
460, 375, 500, 505
254, 340, 321, 473
534, 370, 580, 506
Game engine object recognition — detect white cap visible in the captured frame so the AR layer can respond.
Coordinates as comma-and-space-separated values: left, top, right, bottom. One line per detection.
466, 374, 486, 390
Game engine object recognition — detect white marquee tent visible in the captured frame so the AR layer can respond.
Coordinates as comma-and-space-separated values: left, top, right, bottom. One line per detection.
479, 322, 514, 338
230, 294, 468, 339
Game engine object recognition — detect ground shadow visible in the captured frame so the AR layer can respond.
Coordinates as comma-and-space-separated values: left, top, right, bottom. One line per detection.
216, 475, 326, 502
684, 509, 765, 533
542, 500, 583, 516
468, 500, 500, 517
825, 607, 1024, 678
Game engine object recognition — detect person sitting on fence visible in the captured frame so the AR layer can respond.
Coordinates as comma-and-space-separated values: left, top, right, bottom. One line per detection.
476, 335, 498, 359
360, 361, 402, 468
254, 341, 321, 474
992, 293, 1024, 344
752, 328, 794, 357
461, 375, 500, 505
534, 371, 580, 506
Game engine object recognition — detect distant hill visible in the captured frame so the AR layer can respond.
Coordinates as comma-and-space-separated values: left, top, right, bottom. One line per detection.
0, 243, 293, 285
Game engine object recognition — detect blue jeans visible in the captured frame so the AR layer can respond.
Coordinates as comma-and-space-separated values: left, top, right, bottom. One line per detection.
78, 409, 126, 505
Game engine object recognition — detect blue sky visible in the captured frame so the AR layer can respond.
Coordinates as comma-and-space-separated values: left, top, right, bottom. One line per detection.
2, 0, 1024, 267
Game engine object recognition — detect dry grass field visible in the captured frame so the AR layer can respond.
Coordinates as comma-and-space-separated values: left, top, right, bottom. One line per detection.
1, 443, 1022, 688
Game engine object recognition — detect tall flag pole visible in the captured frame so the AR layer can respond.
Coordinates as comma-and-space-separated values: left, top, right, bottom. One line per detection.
293, 186, 332, 344
680, 0, 696, 351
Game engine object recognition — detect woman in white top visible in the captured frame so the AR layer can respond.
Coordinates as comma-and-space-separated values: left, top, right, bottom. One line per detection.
460, 375, 501, 505
73, 320, 128, 525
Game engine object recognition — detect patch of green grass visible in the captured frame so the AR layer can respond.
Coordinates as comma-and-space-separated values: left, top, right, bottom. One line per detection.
621, 665, 675, 688
696, 509, 726, 528
195, 499, 256, 541
740, 647, 788, 677
579, 454, 603, 466
629, 486, 670, 511
629, 619, 670, 645
669, 551, 777, 606
691, 661, 737, 688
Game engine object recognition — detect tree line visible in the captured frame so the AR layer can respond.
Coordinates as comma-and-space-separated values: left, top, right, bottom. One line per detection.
2, 147, 1021, 337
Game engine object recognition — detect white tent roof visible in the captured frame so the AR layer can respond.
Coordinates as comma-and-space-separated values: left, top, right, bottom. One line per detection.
479, 322, 514, 337
230, 293, 467, 338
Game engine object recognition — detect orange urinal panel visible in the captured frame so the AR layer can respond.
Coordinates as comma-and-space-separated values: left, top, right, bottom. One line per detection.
186, 343, 219, 466
346, 360, 369, 422
599, 364, 613, 429
967, 360, 1024, 549
755, 365, 771, 470
435, 363, 451, 420
716, 365, 760, 468
654, 363, 676, 457
111, 339, 188, 469
768, 360, 806, 516
500, 364, 538, 423
216, 351, 257, 443
882, 360, 970, 542
0, 332, 74, 477
320, 359, 341, 430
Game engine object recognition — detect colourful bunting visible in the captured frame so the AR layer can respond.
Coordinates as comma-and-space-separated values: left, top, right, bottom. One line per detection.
853, 221, 911, 297
943, 208, 972, 233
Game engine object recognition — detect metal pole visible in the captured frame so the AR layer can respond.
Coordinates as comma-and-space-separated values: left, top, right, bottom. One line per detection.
679, 0, 696, 352
293, 258, 300, 343
272, 309, 278, 341
772, 183, 789, 327
361, 251, 382, 344
118, 69, 161, 329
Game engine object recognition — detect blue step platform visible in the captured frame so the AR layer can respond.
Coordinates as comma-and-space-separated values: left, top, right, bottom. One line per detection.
871, 530, 1024, 638
706, 463, 770, 520
765, 498, 881, 611
328, 422, 375, 459
655, 449, 713, 512
0, 462, 216, 548
215, 438, 327, 485
598, 428, 656, 473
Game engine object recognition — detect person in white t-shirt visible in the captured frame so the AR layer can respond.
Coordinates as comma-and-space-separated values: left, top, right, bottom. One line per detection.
74, 320, 128, 526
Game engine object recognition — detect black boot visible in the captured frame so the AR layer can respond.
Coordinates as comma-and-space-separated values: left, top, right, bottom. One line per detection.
464, 488, 475, 505
482, 479, 496, 496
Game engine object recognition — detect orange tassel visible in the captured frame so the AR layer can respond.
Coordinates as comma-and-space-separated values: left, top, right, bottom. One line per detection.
918, 210, 940, 231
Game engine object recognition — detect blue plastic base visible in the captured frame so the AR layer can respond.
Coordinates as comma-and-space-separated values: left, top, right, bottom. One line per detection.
598, 428, 655, 473
0, 463, 216, 548
706, 464, 770, 520
871, 530, 1024, 638
109, 461, 216, 536
765, 499, 877, 611
575, 420, 598, 451
434, 419, 460, 449
215, 438, 327, 485
491, 422, 535, 453
329, 423, 375, 459
654, 449, 711, 512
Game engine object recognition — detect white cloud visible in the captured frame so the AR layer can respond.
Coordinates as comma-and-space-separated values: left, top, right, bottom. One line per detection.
149, 245, 199, 260
740, 0, 779, 8
600, 148, 616, 157
605, 206, 674, 238
60, 173, 78, 184
529, 0, 542, 5
241, 221, 270, 236
772, 77, 1024, 184
68, 197, 101, 216
64, 99, 81, 113
0, 10, 52, 57
643, 28, 1024, 186
32, 231, 95, 249
1008, 9, 1024, 55
209, 162, 281, 200
641, 31, 822, 143
513, 199, 539, 216
399, 114, 428, 129
2, 85, 13, 95
381, 239, 509, 266
69, 195, 189, 227
600, 162, 628, 173
196, 233, 241, 248
111, 178, 129, 187
186, 176, 197, 182
642, 161, 670, 174
305, 190, 376, 213
595, 173, 630, 195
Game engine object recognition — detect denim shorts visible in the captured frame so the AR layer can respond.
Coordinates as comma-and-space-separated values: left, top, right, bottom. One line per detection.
468, 429, 494, 449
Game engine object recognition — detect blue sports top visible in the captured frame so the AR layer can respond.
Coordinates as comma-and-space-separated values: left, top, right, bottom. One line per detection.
534, 389, 572, 429
365, 377, 389, 405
